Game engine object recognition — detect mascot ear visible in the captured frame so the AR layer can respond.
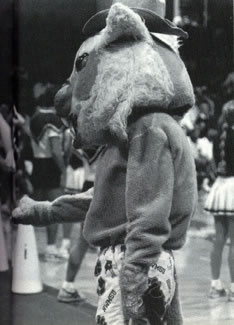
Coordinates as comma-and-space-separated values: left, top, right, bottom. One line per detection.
104, 3, 152, 43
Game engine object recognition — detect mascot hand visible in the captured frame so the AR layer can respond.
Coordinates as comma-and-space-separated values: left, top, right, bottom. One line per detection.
12, 195, 51, 227
119, 263, 148, 320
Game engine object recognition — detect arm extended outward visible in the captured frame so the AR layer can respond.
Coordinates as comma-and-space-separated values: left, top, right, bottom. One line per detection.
12, 187, 93, 226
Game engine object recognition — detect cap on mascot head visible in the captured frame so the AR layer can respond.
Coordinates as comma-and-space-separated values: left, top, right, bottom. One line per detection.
83, 0, 188, 38
55, 0, 194, 148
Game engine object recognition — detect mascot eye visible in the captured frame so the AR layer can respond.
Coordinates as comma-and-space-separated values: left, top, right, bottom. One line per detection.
75, 53, 89, 72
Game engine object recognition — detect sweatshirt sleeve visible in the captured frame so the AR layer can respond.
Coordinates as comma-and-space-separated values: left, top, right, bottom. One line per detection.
12, 188, 93, 226
50, 187, 93, 224
124, 126, 174, 267
119, 126, 175, 318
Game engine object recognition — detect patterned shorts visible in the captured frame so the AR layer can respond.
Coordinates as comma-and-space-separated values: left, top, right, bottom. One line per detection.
94, 245, 176, 325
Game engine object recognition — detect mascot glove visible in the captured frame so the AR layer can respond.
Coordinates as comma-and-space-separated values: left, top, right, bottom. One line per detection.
12, 195, 51, 227
119, 263, 148, 319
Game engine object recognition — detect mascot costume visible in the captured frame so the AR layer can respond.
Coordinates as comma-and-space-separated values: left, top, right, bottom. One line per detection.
13, 1, 197, 324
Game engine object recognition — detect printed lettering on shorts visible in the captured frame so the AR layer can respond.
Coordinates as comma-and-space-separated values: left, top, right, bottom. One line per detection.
151, 263, 166, 274
102, 289, 117, 312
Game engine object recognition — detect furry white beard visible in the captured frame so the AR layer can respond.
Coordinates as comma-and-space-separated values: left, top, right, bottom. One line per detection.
71, 3, 175, 146
76, 40, 174, 145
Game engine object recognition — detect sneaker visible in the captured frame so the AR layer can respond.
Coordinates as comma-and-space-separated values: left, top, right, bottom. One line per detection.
57, 247, 70, 260
42, 252, 65, 263
42, 246, 67, 263
57, 288, 84, 303
228, 290, 234, 302
209, 287, 227, 299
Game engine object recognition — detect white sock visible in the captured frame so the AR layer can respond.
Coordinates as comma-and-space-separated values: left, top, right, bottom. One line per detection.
46, 245, 57, 254
61, 239, 70, 249
230, 283, 234, 292
211, 279, 223, 290
62, 281, 75, 291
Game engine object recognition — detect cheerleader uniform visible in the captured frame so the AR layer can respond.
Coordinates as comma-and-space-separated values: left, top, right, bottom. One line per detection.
30, 107, 65, 190
205, 126, 234, 216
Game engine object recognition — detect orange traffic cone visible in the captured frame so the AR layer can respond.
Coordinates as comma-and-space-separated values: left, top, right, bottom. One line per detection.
0, 212, 8, 272
12, 224, 43, 294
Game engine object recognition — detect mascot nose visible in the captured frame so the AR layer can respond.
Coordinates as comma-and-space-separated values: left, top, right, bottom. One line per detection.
54, 84, 72, 118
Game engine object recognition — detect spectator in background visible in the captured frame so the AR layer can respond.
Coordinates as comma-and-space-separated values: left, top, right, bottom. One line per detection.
12, 105, 34, 199
185, 111, 215, 191
205, 100, 234, 301
0, 104, 16, 265
57, 147, 102, 303
184, 86, 217, 192
30, 83, 71, 261
223, 72, 234, 102
64, 150, 84, 195
0, 105, 15, 177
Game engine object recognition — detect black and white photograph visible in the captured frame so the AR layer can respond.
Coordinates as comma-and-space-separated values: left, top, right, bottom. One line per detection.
0, 1, 233, 324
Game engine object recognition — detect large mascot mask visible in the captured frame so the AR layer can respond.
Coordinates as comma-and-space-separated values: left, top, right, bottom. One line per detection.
55, 0, 193, 147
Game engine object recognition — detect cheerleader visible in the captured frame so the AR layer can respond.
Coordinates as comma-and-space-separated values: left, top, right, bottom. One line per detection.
205, 100, 234, 301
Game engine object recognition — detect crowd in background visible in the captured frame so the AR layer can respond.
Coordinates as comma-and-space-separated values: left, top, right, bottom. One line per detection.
0, 82, 98, 265
0, 70, 234, 302
181, 72, 234, 192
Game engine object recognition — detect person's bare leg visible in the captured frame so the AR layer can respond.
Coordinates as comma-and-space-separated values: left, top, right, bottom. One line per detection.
58, 223, 89, 302
45, 188, 62, 258
66, 226, 89, 281
59, 223, 73, 258
228, 218, 234, 300
210, 215, 228, 279
63, 223, 73, 240
209, 215, 228, 297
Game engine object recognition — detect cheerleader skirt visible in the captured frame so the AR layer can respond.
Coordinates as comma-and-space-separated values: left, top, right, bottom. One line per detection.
204, 176, 234, 216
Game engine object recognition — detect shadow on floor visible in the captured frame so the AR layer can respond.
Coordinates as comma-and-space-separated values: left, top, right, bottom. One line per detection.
0, 270, 96, 325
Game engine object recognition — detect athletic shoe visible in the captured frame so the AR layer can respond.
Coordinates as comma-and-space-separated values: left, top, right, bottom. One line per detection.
42, 252, 65, 263
58, 239, 71, 259
57, 247, 70, 260
209, 287, 227, 299
57, 288, 84, 303
228, 290, 234, 302
42, 246, 67, 263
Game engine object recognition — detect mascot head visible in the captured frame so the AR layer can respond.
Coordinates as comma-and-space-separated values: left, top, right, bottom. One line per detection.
55, 0, 194, 147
